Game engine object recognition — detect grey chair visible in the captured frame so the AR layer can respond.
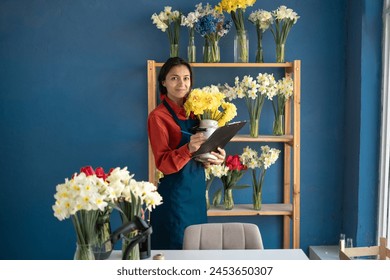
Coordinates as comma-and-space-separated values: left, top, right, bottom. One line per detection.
182, 223, 264, 250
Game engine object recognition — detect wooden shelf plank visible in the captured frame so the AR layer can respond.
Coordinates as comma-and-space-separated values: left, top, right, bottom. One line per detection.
207, 203, 293, 216
231, 134, 293, 143
154, 62, 294, 68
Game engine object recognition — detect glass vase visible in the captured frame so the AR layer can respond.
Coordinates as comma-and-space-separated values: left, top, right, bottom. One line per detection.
74, 243, 95, 260
234, 30, 249, 63
170, 43, 179, 58
253, 190, 262, 210
223, 188, 234, 210
255, 29, 264, 63
187, 30, 196, 63
276, 43, 285, 63
205, 190, 210, 210
249, 117, 259, 138
93, 212, 112, 260
203, 40, 220, 63
122, 231, 140, 260
273, 114, 284, 136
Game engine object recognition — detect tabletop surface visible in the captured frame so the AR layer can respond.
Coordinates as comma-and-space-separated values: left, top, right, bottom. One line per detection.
108, 249, 309, 260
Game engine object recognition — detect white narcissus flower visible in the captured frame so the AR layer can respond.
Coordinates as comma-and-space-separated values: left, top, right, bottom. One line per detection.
224, 73, 278, 102
140, 181, 162, 210
181, 12, 200, 28
53, 200, 70, 221
260, 145, 281, 169
257, 73, 277, 100
240, 146, 261, 169
151, 14, 168, 32
275, 5, 300, 23
52, 172, 111, 220
274, 5, 289, 20
170, 10, 181, 21
107, 167, 133, 185
206, 164, 229, 180
277, 77, 294, 99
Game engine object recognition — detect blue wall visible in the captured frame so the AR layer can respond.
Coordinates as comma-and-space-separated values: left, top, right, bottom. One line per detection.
343, 0, 382, 246
0, 0, 382, 259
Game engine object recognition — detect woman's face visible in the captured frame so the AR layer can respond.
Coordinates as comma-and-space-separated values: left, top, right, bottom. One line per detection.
162, 65, 191, 105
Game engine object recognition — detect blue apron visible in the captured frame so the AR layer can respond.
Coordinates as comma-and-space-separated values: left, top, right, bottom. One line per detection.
150, 100, 207, 249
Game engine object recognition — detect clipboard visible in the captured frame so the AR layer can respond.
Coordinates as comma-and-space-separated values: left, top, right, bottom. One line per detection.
191, 121, 247, 158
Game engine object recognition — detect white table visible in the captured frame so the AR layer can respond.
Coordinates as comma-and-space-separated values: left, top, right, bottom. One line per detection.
108, 249, 309, 260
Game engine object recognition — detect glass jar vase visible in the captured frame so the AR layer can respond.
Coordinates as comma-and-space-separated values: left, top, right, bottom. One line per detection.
203, 40, 220, 63
224, 188, 234, 210
74, 243, 95, 260
276, 43, 285, 63
170, 44, 179, 58
234, 30, 249, 63
255, 29, 264, 63
273, 114, 284, 136
187, 29, 196, 63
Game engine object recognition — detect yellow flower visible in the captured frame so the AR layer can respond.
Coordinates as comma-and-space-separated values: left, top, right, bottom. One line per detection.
184, 85, 237, 126
218, 102, 238, 126
216, 0, 256, 13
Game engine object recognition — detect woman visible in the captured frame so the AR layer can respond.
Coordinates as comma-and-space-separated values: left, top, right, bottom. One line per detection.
147, 57, 226, 249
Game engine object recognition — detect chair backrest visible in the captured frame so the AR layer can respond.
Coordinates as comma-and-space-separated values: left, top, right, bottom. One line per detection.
182, 223, 264, 250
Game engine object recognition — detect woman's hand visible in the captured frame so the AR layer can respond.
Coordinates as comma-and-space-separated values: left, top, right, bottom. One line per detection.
188, 133, 207, 154
208, 147, 226, 165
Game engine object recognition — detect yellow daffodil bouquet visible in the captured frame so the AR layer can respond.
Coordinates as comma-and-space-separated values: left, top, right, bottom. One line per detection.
216, 0, 257, 62
184, 85, 237, 127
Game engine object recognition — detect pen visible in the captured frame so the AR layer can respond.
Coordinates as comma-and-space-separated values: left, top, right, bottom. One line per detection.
181, 130, 194, 136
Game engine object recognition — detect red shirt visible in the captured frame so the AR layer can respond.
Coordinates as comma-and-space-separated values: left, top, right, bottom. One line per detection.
147, 96, 192, 175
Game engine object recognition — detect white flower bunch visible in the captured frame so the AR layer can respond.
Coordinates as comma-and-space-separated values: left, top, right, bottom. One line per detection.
151, 6, 181, 32
205, 164, 229, 180
132, 181, 163, 212
181, 10, 200, 28
248, 9, 273, 31
195, 2, 219, 18
108, 167, 163, 212
259, 145, 281, 169
276, 77, 294, 100
270, 5, 299, 54
223, 73, 277, 101
273, 5, 300, 23
257, 73, 278, 100
240, 145, 280, 170
106, 167, 133, 200
53, 172, 110, 221
240, 146, 260, 169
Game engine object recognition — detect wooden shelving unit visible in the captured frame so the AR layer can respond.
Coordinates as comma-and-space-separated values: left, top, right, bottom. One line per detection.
147, 60, 301, 249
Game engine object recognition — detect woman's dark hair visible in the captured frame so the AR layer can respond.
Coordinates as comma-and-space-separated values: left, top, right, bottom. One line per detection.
158, 57, 193, 95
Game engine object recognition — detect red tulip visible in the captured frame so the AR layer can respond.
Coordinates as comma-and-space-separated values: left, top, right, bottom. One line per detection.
95, 167, 107, 181
80, 166, 95, 176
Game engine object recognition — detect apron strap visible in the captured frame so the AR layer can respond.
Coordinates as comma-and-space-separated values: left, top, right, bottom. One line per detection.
163, 99, 180, 124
